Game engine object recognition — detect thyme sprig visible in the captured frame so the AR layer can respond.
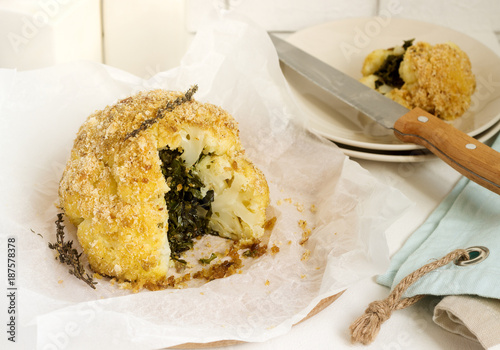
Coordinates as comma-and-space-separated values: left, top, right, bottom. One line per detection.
48, 213, 96, 289
125, 85, 199, 140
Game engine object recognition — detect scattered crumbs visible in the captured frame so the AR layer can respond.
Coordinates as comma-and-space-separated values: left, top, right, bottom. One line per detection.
200, 292, 204, 295
287, 240, 292, 245
300, 274, 307, 279
265, 280, 270, 286
298, 220, 312, 245
277, 197, 305, 213
315, 266, 321, 270
295, 203, 304, 212
58, 280, 63, 284
301, 249, 311, 262
241, 241, 267, 258
270, 245, 280, 255
93, 273, 103, 280
298, 220, 307, 230
264, 217, 277, 231
117, 281, 131, 290
193, 242, 244, 281
310, 204, 317, 213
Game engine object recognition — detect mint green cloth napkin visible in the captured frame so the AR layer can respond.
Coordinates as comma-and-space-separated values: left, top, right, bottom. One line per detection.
378, 134, 500, 299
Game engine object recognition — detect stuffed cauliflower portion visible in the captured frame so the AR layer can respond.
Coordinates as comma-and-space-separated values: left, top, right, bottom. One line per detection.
360, 40, 476, 121
58, 89, 270, 289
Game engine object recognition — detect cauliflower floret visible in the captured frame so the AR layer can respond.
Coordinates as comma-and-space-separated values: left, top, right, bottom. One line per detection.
361, 49, 392, 76
195, 153, 269, 243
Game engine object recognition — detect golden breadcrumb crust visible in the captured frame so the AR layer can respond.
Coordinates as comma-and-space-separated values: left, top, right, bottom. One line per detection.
361, 41, 476, 120
58, 89, 269, 289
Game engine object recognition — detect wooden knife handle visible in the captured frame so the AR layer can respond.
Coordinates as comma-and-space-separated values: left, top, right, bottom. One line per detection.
393, 107, 500, 195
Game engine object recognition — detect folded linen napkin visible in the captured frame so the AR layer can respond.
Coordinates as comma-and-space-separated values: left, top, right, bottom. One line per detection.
377, 133, 500, 348
434, 295, 500, 349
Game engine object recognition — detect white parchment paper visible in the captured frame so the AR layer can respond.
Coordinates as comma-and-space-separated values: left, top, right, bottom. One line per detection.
0, 12, 410, 350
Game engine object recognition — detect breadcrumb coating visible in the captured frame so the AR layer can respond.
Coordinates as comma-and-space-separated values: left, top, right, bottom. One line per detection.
361, 41, 476, 120
58, 89, 270, 289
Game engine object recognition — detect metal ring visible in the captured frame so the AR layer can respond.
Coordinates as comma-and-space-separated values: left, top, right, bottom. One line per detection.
454, 246, 489, 266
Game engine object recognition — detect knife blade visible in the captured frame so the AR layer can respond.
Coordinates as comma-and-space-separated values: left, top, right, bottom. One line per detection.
270, 33, 500, 195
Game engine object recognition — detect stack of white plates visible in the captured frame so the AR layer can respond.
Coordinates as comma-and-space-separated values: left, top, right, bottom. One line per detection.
282, 18, 500, 162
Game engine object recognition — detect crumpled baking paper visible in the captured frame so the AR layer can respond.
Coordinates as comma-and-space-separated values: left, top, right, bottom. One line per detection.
0, 11, 410, 350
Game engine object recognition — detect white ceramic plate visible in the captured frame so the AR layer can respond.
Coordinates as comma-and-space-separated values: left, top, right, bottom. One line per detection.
283, 18, 500, 152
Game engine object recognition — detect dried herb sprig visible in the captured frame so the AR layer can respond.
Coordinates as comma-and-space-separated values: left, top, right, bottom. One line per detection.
48, 213, 96, 289
125, 85, 199, 140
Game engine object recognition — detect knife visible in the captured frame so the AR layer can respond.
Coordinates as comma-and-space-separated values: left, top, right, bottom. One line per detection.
270, 33, 500, 195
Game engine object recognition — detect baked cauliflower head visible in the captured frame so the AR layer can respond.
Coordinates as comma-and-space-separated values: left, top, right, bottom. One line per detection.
58, 88, 270, 289
360, 40, 476, 121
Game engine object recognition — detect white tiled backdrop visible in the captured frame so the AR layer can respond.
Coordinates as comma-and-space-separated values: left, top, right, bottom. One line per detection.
1, 0, 499, 79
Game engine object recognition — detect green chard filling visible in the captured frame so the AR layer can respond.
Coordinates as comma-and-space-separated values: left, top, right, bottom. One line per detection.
159, 148, 218, 262
374, 38, 414, 88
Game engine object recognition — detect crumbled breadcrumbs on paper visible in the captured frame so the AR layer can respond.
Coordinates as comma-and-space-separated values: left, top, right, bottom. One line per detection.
278, 198, 305, 213
301, 249, 311, 262
298, 220, 313, 245
270, 245, 280, 255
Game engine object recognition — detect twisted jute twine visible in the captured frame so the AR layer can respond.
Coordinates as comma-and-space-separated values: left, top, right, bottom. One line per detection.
349, 248, 469, 345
